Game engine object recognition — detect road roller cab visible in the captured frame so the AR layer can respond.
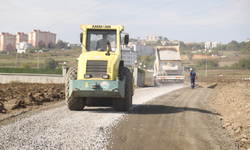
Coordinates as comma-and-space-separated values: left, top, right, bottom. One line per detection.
65, 24, 133, 111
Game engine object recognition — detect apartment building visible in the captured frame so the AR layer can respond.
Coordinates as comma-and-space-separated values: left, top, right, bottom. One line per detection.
146, 35, 158, 41
204, 42, 211, 49
212, 42, 218, 48
16, 42, 33, 53
0, 32, 16, 51
205, 41, 218, 49
28, 30, 56, 48
16, 32, 28, 43
121, 46, 137, 67
128, 42, 154, 56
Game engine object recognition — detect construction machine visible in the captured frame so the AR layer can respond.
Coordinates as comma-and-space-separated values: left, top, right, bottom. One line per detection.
153, 45, 185, 86
65, 24, 133, 111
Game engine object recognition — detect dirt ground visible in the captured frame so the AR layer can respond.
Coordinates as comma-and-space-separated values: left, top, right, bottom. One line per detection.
107, 86, 237, 150
0, 74, 250, 149
192, 76, 250, 149
145, 75, 250, 149
209, 81, 250, 149
0, 83, 65, 121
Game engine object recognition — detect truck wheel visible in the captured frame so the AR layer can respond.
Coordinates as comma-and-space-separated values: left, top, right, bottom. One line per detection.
65, 66, 86, 110
153, 77, 159, 87
113, 67, 132, 111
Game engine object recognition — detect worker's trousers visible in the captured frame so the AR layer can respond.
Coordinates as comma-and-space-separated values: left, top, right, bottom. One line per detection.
190, 79, 195, 89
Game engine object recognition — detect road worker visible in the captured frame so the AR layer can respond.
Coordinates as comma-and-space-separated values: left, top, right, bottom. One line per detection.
188, 68, 198, 89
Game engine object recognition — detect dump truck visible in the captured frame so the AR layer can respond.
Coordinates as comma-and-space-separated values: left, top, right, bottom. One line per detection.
65, 24, 133, 111
153, 45, 185, 86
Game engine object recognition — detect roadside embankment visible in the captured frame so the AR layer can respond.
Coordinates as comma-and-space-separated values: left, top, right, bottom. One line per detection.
188, 76, 250, 150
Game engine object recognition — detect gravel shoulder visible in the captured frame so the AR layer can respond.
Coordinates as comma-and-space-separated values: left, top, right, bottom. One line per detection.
0, 100, 65, 126
0, 84, 184, 149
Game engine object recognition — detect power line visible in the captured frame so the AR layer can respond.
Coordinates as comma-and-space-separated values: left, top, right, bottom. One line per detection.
30, 0, 245, 43
0, 1, 44, 23
9, 0, 96, 31
110, 0, 208, 25
60, 0, 199, 41
61, 34, 79, 40
179, 25, 250, 41
183, 32, 250, 43
61, 25, 250, 44
210, 32, 250, 42
60, 0, 182, 41
60, 14, 250, 42
111, 0, 180, 24
45, 1, 96, 21
164, 15, 250, 36
130, 0, 242, 33
42, 0, 111, 30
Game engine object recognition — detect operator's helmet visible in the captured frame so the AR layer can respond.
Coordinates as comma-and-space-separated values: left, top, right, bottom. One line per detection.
190, 68, 193, 71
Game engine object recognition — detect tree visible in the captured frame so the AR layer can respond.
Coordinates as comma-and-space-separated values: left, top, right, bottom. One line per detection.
156, 40, 162, 46
158, 36, 163, 41
227, 40, 239, 50
129, 38, 138, 42
38, 43, 46, 49
188, 53, 194, 61
195, 59, 219, 68
163, 37, 168, 41
26, 49, 35, 53
44, 58, 58, 69
137, 55, 156, 69
215, 44, 227, 50
141, 55, 150, 63
56, 41, 67, 49
179, 41, 188, 51
231, 57, 250, 69
238, 41, 246, 50
242, 42, 250, 52
0, 51, 7, 54
48, 43, 55, 49
180, 51, 186, 55
149, 55, 156, 61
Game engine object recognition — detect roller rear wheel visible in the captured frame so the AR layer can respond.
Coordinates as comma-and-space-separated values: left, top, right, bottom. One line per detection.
65, 66, 86, 110
112, 67, 132, 111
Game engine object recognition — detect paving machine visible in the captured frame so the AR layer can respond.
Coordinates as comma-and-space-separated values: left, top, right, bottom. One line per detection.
65, 24, 133, 111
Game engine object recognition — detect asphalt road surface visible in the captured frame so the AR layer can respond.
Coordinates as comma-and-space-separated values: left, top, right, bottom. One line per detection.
0, 84, 236, 150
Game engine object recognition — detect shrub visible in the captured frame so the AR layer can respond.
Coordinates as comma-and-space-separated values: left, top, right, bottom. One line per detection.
0, 68, 62, 74
44, 58, 58, 69
195, 59, 219, 68
231, 57, 250, 69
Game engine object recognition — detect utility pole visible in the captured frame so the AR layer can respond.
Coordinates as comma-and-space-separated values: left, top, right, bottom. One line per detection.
206, 52, 207, 76
15, 50, 18, 68
37, 51, 39, 69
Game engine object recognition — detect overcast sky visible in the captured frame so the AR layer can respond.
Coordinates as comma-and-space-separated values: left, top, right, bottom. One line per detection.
0, 0, 249, 44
